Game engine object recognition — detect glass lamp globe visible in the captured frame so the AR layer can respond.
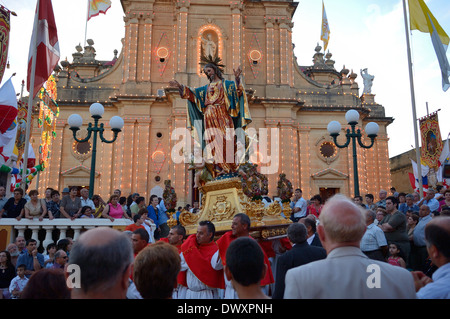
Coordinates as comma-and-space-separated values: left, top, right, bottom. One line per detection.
109, 116, 124, 130
327, 121, 342, 135
345, 109, 360, 124
89, 103, 104, 117
67, 114, 83, 128
365, 122, 379, 137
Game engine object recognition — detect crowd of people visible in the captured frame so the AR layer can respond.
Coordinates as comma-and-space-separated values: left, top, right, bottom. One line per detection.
0, 183, 449, 299
0, 186, 149, 222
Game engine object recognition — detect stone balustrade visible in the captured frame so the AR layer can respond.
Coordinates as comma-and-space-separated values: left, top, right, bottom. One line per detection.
0, 218, 156, 251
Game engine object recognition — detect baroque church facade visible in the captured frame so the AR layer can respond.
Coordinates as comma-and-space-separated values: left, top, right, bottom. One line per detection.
30, 0, 393, 205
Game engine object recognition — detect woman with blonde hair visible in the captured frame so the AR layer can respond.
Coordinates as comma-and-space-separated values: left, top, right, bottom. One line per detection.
92, 195, 104, 218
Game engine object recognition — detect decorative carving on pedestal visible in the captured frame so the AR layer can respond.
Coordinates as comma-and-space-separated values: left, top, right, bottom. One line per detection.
179, 176, 291, 238
211, 195, 235, 222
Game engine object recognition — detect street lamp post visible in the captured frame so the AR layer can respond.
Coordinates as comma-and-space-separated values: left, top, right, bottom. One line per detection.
67, 103, 124, 199
327, 109, 379, 197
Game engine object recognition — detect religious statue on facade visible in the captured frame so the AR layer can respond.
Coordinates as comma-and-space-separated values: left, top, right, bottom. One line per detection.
360, 68, 374, 94
169, 55, 252, 179
201, 34, 217, 59
83, 39, 96, 58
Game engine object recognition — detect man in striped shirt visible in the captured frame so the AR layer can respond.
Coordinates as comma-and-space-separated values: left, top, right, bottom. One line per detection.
360, 210, 388, 261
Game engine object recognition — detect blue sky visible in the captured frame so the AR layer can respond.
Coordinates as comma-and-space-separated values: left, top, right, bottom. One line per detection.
1, 0, 449, 158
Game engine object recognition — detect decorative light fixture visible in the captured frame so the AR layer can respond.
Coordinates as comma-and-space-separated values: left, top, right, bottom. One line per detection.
68, 103, 124, 199
157, 47, 169, 62
327, 109, 379, 197
249, 49, 262, 64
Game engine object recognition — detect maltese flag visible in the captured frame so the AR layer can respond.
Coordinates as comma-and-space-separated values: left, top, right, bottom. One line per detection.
27, 0, 60, 98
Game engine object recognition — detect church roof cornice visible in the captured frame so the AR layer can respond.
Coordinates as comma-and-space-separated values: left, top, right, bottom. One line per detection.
249, 97, 303, 108
110, 94, 166, 103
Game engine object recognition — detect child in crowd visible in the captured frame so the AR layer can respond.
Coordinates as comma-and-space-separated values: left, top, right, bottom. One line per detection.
44, 243, 57, 269
9, 264, 28, 299
80, 206, 94, 218
387, 243, 406, 268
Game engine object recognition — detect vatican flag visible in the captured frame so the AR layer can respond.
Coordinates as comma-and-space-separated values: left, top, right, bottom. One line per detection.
320, 1, 330, 51
87, 0, 112, 21
408, 0, 450, 91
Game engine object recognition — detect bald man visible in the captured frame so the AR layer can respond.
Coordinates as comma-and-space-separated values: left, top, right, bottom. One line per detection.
284, 194, 416, 299
67, 227, 134, 299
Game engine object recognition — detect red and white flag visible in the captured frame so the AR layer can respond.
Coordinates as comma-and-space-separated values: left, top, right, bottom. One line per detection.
27, 0, 60, 99
0, 77, 18, 133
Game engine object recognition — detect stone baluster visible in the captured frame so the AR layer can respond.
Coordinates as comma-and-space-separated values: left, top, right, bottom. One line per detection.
58, 226, 68, 241
42, 226, 55, 251
71, 226, 82, 242
29, 225, 41, 249
15, 225, 26, 240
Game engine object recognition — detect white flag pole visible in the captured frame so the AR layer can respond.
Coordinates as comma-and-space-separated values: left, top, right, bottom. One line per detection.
402, 0, 424, 198
21, 0, 40, 193
84, 0, 89, 47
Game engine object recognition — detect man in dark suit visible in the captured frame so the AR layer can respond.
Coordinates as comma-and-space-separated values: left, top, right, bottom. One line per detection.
272, 223, 326, 299
300, 216, 323, 247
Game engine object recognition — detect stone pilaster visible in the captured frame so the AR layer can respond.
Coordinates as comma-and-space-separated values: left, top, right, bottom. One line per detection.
279, 19, 293, 86
176, 0, 190, 73
117, 118, 136, 194
141, 15, 154, 82
231, 2, 243, 71
298, 126, 311, 198
264, 17, 275, 85
135, 117, 152, 196
123, 12, 140, 83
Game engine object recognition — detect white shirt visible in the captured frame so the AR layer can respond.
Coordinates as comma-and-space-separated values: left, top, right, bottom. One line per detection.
80, 197, 95, 210
9, 276, 29, 298
422, 198, 440, 212
360, 223, 388, 252
306, 233, 316, 245
291, 197, 307, 218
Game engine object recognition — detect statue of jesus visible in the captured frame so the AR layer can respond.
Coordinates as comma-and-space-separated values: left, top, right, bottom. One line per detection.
169, 61, 252, 178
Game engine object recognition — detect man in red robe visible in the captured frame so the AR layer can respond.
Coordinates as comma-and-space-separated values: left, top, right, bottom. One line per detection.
212, 213, 274, 298
180, 220, 224, 298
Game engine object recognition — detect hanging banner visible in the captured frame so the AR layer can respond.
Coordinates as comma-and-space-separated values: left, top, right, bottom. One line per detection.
13, 100, 30, 164
419, 112, 443, 169
0, 5, 10, 84
38, 75, 59, 168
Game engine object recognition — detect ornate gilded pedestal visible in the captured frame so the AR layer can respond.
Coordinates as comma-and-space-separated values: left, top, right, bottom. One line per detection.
176, 177, 292, 239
